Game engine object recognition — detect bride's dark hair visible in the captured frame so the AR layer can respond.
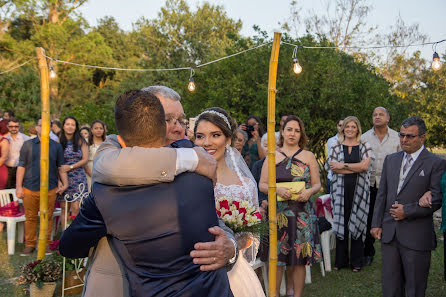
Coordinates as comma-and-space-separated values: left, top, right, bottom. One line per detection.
194, 107, 238, 145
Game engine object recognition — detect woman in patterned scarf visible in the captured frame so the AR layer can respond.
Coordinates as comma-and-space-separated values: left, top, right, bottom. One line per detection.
329, 116, 373, 272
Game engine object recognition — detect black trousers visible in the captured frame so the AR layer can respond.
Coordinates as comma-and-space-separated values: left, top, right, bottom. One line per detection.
364, 185, 378, 257
5, 166, 16, 189
335, 179, 364, 269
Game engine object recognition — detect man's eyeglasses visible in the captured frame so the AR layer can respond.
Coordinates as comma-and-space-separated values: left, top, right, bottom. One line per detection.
398, 132, 422, 139
7, 125, 19, 129
166, 117, 187, 128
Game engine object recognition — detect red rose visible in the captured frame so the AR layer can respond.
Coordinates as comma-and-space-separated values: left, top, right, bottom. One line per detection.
216, 210, 221, 217
254, 212, 262, 220
219, 200, 229, 210
232, 200, 240, 208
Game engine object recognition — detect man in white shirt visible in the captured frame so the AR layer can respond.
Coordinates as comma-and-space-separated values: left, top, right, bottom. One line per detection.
5, 117, 30, 189
326, 118, 344, 193
361, 107, 400, 266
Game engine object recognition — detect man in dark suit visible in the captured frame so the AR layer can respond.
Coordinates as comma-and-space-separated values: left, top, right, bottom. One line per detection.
371, 116, 446, 297
59, 90, 233, 297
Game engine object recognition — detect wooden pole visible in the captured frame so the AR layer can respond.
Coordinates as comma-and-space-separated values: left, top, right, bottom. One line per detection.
35, 47, 50, 260
267, 32, 281, 297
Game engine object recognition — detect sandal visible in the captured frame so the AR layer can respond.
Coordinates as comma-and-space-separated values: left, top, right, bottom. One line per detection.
352, 267, 361, 272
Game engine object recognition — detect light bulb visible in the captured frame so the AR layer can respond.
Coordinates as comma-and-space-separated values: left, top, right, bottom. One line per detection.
432, 52, 441, 71
49, 66, 57, 78
293, 59, 302, 74
188, 78, 195, 92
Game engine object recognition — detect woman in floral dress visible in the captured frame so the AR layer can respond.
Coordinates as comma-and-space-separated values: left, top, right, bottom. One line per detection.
58, 116, 88, 229
259, 115, 322, 297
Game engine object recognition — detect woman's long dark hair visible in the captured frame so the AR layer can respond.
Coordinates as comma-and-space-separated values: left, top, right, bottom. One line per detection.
88, 120, 107, 145
60, 116, 84, 152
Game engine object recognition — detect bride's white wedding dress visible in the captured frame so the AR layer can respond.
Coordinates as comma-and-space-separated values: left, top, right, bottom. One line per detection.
215, 180, 266, 297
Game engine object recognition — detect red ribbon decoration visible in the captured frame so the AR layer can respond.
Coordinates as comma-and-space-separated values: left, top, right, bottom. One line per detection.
315, 197, 333, 218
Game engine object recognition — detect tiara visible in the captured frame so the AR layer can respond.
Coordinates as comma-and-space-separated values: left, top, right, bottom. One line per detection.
196, 110, 231, 130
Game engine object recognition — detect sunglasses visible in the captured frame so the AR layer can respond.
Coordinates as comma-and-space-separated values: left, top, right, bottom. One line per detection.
8, 125, 20, 128
398, 132, 422, 139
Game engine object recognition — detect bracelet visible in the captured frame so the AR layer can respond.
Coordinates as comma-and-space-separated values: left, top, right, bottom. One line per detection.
228, 238, 237, 264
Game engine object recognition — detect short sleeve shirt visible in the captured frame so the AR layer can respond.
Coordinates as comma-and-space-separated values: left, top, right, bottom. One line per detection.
18, 137, 65, 191
361, 127, 401, 187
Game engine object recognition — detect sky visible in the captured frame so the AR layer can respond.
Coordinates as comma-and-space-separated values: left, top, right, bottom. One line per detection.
79, 0, 446, 62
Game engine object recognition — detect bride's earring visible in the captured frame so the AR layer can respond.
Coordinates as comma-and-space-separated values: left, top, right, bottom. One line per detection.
225, 144, 230, 153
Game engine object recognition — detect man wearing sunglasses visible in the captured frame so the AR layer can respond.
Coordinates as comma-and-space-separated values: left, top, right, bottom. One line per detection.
371, 116, 446, 297
5, 117, 30, 189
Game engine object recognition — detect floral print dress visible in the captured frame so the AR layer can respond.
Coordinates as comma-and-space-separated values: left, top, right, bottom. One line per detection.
58, 141, 88, 202
276, 149, 322, 266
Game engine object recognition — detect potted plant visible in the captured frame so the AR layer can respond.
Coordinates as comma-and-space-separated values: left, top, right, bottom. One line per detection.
51, 240, 86, 296
17, 259, 62, 297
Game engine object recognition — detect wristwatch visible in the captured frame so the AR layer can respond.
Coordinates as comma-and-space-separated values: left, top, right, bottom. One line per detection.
70, 165, 74, 170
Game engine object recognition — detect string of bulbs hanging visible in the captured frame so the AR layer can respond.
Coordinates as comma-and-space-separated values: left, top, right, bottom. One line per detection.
1, 38, 444, 91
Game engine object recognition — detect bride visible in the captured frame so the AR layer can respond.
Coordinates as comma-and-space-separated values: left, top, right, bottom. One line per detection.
193, 107, 266, 297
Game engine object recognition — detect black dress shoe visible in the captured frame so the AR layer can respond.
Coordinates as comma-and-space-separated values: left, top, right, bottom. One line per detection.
364, 256, 373, 266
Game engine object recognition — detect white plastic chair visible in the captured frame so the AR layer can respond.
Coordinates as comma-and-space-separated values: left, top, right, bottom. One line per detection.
251, 258, 268, 293
317, 194, 336, 272
0, 189, 61, 255
0, 189, 26, 255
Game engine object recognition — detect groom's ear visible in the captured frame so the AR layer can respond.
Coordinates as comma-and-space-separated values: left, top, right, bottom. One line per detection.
117, 135, 127, 148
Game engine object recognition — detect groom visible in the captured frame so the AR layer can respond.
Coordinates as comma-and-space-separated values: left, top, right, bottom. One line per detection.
60, 90, 233, 297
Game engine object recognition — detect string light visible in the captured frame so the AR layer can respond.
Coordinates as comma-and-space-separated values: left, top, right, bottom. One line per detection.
432, 52, 441, 71
49, 61, 57, 79
188, 68, 196, 92
292, 46, 302, 74
431, 40, 444, 71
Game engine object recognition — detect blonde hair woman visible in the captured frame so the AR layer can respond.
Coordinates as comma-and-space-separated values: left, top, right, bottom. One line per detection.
328, 116, 373, 272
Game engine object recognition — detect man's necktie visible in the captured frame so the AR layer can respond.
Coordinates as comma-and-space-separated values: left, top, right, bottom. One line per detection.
403, 154, 412, 174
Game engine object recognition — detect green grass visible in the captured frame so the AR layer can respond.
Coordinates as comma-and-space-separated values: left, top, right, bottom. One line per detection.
1, 224, 444, 296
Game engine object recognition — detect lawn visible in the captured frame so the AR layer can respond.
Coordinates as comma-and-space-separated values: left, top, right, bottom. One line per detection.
0, 224, 444, 297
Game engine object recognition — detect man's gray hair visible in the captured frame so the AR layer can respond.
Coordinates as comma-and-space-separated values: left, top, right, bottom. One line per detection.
401, 116, 427, 135
141, 85, 181, 101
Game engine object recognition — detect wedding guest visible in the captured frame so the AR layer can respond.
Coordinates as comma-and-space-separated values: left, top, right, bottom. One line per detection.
51, 120, 62, 138
85, 120, 106, 189
5, 117, 29, 189
361, 107, 400, 266
329, 116, 372, 272
0, 132, 10, 189
234, 129, 248, 154
80, 126, 91, 143
260, 115, 322, 297
58, 116, 88, 229
17, 119, 68, 255
326, 118, 344, 193
0, 110, 14, 136
240, 115, 265, 169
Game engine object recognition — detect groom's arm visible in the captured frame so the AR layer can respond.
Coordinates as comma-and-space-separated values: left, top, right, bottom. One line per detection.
93, 135, 216, 185
59, 193, 106, 258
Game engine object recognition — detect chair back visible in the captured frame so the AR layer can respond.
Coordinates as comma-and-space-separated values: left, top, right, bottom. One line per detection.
0, 189, 16, 207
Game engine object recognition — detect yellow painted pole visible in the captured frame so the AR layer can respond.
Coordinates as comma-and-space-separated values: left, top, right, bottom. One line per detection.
267, 32, 281, 297
35, 47, 50, 260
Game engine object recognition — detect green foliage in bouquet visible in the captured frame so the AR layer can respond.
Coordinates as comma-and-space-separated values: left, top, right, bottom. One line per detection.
17, 259, 62, 289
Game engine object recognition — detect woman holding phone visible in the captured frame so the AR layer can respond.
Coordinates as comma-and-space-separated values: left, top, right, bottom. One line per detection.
259, 115, 322, 297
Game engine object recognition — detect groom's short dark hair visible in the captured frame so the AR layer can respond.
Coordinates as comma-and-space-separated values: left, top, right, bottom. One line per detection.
115, 90, 166, 147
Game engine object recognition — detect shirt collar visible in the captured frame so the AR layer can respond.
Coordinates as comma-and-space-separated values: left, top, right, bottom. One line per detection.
405, 145, 424, 161
372, 126, 389, 136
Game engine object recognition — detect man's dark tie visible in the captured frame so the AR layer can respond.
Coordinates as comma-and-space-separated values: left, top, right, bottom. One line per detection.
403, 154, 412, 174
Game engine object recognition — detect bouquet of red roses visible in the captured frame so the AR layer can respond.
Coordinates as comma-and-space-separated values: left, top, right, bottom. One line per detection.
215, 196, 266, 234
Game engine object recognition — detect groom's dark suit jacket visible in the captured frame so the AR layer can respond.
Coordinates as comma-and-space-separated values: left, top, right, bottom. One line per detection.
372, 148, 446, 251
60, 173, 233, 297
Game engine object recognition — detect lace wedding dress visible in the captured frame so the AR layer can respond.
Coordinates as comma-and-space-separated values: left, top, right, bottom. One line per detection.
214, 179, 266, 297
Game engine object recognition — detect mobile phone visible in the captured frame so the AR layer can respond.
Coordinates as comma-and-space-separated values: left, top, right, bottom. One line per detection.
189, 117, 196, 131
